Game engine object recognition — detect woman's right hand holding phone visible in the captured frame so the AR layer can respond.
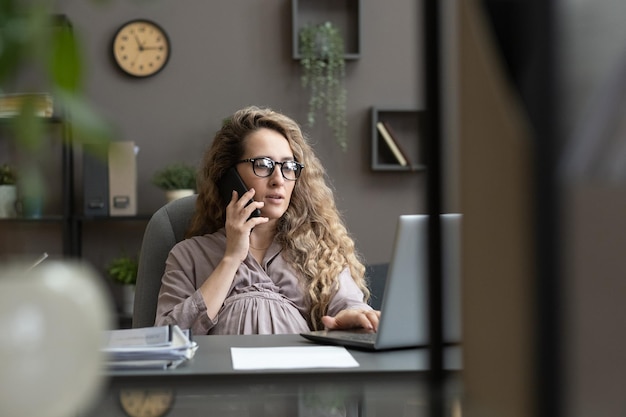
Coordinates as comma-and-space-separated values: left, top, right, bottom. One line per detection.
199, 189, 267, 319
223, 189, 267, 263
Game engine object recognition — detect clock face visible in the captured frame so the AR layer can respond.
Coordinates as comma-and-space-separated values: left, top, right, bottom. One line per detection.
119, 388, 175, 417
112, 19, 170, 78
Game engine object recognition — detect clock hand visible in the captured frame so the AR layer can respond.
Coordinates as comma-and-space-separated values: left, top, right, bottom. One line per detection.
134, 35, 145, 51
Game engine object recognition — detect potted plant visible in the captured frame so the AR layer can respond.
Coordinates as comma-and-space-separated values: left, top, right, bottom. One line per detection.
298, 21, 348, 151
106, 254, 139, 315
151, 163, 197, 202
0, 163, 18, 218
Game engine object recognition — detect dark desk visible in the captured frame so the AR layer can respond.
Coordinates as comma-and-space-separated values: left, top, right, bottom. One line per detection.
86, 335, 462, 417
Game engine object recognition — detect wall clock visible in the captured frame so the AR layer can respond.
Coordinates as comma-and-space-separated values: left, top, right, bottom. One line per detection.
118, 388, 175, 417
112, 19, 171, 78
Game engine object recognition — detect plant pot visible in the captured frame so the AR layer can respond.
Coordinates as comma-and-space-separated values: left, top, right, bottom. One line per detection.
313, 30, 334, 59
121, 284, 136, 316
18, 194, 44, 218
0, 185, 18, 218
165, 189, 195, 203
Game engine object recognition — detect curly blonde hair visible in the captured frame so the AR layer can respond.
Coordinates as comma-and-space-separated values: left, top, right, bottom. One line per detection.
187, 106, 369, 329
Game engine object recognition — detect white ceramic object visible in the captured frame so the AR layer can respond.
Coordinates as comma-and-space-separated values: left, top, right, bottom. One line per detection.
121, 284, 136, 316
0, 260, 113, 417
165, 189, 195, 202
0, 184, 17, 218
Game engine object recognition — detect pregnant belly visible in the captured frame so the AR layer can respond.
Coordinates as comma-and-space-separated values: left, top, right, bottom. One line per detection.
211, 288, 310, 335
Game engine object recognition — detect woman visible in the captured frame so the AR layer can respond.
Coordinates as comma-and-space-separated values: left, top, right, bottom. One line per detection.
154, 106, 380, 334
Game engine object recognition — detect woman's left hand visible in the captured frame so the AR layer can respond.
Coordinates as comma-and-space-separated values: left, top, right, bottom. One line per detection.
321, 309, 381, 331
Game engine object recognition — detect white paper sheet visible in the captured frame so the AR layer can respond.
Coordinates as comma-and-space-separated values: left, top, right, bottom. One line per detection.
230, 346, 360, 370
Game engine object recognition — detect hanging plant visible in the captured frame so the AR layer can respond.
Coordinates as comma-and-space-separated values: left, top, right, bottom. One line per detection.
299, 21, 348, 151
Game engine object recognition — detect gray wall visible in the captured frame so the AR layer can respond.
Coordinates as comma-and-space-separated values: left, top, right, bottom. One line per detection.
54, 0, 425, 267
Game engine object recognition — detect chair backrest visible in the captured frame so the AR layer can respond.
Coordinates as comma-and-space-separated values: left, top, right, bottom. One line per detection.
132, 194, 197, 328
365, 263, 388, 311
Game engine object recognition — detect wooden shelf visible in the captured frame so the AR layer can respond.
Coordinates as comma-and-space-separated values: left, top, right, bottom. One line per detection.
371, 107, 426, 172
291, 0, 362, 60
0, 117, 73, 256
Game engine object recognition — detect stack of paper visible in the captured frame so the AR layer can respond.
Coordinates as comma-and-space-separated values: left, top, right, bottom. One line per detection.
102, 325, 197, 370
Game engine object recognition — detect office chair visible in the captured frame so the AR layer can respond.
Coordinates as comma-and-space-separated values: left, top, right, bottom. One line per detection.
365, 263, 388, 311
133, 194, 197, 328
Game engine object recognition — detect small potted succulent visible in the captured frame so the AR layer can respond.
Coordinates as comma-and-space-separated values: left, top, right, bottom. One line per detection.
0, 163, 18, 218
106, 254, 139, 315
151, 163, 197, 202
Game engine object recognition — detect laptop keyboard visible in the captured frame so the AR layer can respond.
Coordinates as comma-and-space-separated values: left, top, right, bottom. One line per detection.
335, 331, 377, 343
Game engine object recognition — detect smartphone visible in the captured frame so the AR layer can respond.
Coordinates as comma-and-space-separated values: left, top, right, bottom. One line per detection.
217, 167, 261, 219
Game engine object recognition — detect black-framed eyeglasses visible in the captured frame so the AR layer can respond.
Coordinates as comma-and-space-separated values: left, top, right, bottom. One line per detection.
237, 157, 304, 181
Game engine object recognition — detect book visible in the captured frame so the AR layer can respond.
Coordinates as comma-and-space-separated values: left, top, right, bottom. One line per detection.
382, 121, 413, 165
0, 93, 54, 118
108, 141, 138, 216
376, 121, 410, 166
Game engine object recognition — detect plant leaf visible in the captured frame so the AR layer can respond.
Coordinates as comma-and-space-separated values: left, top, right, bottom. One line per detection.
49, 17, 83, 93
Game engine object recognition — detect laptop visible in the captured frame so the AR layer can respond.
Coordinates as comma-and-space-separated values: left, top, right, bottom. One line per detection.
300, 214, 462, 351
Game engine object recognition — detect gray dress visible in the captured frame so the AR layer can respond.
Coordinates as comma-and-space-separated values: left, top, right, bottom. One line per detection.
154, 228, 371, 335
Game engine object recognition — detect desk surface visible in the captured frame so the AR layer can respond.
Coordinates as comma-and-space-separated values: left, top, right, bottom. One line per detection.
87, 335, 462, 417
109, 334, 461, 378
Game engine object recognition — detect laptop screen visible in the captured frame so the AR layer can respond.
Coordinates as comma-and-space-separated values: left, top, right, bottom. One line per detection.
375, 214, 462, 349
